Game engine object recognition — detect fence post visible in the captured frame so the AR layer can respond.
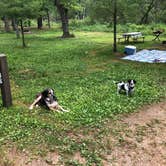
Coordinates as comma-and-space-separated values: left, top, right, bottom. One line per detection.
0, 54, 12, 107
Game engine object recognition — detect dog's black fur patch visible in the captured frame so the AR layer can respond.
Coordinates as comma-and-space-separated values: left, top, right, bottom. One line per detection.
36, 88, 58, 109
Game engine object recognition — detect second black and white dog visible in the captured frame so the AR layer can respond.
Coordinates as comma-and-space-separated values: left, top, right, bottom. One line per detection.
117, 79, 136, 96
29, 88, 69, 112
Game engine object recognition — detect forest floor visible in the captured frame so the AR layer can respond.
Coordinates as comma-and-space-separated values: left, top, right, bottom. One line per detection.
1, 101, 166, 166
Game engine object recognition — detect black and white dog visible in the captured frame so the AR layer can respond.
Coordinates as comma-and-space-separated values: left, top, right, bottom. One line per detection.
29, 88, 68, 112
117, 80, 136, 96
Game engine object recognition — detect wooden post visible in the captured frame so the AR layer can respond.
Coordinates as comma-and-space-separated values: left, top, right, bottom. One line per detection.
113, 0, 117, 52
0, 54, 12, 107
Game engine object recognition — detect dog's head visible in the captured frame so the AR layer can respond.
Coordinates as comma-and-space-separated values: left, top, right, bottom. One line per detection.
128, 79, 136, 88
42, 88, 55, 98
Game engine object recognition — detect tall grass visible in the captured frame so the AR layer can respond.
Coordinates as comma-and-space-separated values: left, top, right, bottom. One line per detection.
69, 18, 166, 35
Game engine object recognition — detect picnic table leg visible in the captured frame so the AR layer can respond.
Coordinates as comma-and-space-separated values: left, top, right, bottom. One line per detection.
124, 36, 127, 42
127, 36, 130, 43
124, 36, 129, 43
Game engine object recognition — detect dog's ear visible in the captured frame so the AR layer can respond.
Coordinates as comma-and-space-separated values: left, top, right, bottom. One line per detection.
42, 89, 49, 97
50, 88, 55, 95
128, 79, 131, 83
133, 80, 136, 84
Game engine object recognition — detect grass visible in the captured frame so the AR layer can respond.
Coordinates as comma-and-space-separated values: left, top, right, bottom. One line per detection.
0, 28, 166, 165
70, 19, 166, 35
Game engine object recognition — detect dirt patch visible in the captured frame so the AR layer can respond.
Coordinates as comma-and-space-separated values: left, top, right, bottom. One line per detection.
73, 152, 86, 165
123, 102, 166, 126
105, 101, 166, 166
0, 147, 60, 166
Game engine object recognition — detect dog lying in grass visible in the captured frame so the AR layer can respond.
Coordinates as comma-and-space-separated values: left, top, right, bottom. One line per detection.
29, 88, 69, 112
117, 79, 136, 96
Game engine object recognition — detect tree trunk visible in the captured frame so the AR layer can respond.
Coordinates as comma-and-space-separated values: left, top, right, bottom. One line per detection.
11, 18, 16, 31
12, 18, 20, 38
55, 0, 73, 38
46, 9, 51, 29
140, 0, 155, 24
20, 20, 26, 47
113, 0, 117, 52
82, 7, 87, 19
37, 16, 43, 29
15, 27, 20, 39
3, 16, 10, 32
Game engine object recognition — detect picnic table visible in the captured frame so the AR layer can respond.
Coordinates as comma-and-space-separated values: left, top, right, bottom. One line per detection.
118, 32, 145, 43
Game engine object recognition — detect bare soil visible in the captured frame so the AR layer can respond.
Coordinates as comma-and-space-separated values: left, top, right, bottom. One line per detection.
104, 101, 166, 166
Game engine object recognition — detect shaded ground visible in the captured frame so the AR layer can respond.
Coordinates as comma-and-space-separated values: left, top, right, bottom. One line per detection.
0, 101, 166, 166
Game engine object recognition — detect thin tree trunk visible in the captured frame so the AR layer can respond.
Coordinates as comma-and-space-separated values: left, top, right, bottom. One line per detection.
113, 0, 117, 52
15, 23, 20, 39
3, 16, 10, 32
20, 20, 26, 47
47, 9, 51, 29
55, 0, 73, 38
83, 8, 86, 19
37, 16, 43, 29
12, 18, 20, 38
140, 0, 155, 24
11, 18, 16, 31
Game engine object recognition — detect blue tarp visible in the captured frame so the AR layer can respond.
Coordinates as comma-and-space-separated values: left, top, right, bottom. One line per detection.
122, 49, 166, 63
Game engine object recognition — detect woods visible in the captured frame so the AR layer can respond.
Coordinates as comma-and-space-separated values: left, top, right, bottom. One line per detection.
1, 0, 166, 36
0, 1, 165, 31
0, 0, 166, 48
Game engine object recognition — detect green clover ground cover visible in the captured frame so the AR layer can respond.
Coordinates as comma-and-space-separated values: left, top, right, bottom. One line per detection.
0, 30, 165, 165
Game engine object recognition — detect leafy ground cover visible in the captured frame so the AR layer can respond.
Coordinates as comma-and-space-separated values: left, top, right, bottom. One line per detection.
0, 29, 165, 165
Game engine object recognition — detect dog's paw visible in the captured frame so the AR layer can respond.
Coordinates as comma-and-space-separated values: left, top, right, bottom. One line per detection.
63, 109, 69, 112
29, 105, 33, 110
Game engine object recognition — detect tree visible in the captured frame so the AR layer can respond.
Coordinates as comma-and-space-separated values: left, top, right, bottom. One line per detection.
37, 16, 43, 29
88, 0, 114, 23
0, 0, 42, 47
54, 0, 80, 38
140, 0, 155, 24
2, 16, 10, 32
36, 0, 54, 30
0, 1, 10, 32
54, 0, 71, 37
42, 0, 55, 29
74, 0, 89, 20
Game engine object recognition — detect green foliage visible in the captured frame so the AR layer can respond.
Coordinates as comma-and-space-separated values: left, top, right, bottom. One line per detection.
117, 23, 166, 34
0, 0, 43, 19
69, 20, 166, 35
70, 18, 110, 32
85, 0, 166, 24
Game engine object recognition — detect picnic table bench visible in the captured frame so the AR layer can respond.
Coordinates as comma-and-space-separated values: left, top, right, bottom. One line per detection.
118, 32, 145, 43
